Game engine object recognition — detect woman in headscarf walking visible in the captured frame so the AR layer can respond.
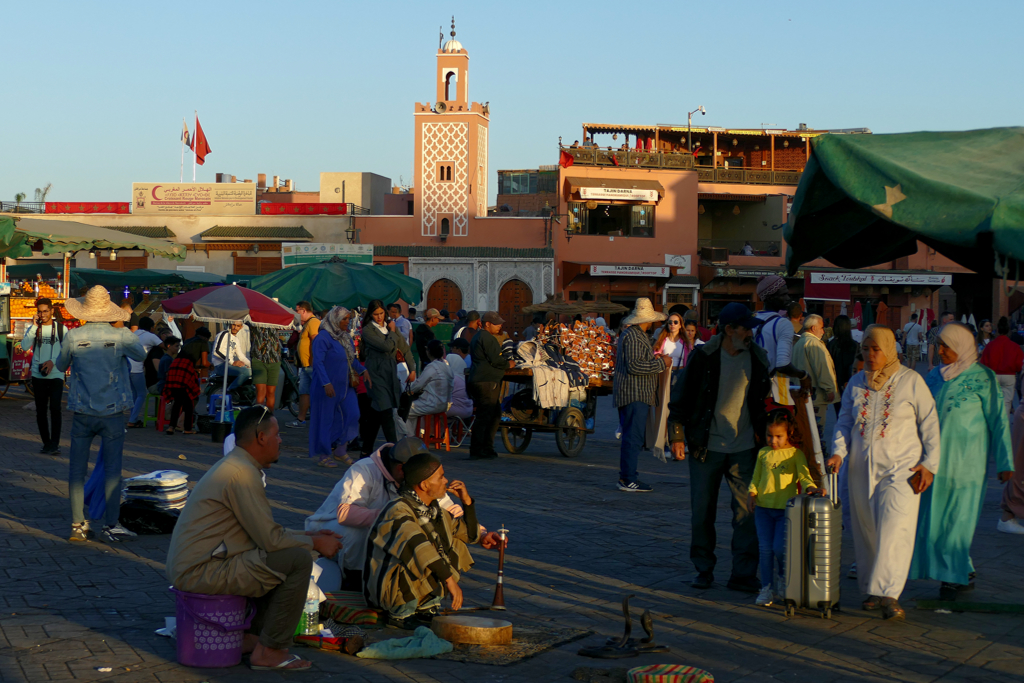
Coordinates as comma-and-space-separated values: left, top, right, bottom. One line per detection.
359, 300, 415, 457
910, 323, 1013, 599
309, 307, 368, 468
828, 325, 941, 620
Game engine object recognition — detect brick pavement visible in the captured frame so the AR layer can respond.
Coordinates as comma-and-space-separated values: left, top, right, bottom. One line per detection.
1, 387, 1022, 682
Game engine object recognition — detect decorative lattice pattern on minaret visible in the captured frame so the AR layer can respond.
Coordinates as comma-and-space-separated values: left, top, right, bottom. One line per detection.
420, 122, 468, 236
477, 124, 488, 218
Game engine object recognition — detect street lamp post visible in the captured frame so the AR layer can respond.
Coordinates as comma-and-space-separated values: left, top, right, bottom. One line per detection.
687, 105, 706, 156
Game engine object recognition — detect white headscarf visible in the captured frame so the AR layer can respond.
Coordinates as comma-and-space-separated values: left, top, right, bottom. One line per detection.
938, 322, 978, 382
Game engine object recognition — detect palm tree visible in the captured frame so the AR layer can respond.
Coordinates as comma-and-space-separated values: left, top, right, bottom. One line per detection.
33, 183, 52, 213
14, 192, 26, 212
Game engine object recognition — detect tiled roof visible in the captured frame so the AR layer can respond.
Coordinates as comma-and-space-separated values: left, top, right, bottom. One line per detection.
373, 246, 554, 259
103, 225, 174, 238
200, 226, 313, 240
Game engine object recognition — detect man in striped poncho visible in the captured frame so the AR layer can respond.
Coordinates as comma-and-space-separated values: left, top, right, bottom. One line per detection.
363, 453, 507, 628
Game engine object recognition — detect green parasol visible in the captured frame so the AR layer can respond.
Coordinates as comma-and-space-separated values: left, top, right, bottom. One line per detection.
0, 216, 186, 261
784, 127, 1024, 275
249, 256, 423, 310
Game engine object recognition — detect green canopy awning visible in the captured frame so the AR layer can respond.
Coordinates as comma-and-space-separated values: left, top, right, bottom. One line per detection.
5, 262, 61, 280
70, 268, 226, 290
249, 257, 423, 310
0, 217, 186, 261
784, 127, 1024, 275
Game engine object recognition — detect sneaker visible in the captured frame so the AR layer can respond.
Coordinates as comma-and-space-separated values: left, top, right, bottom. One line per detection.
727, 576, 762, 594
47, 446, 61, 455
99, 525, 132, 543
997, 518, 1024, 535
755, 585, 774, 607
690, 572, 714, 590
618, 479, 653, 492
106, 523, 138, 538
69, 524, 92, 543
847, 562, 858, 579
286, 420, 307, 429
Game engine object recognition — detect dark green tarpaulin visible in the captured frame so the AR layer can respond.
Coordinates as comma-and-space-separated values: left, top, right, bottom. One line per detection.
5, 263, 61, 280
69, 268, 225, 290
249, 257, 423, 310
785, 127, 1024, 275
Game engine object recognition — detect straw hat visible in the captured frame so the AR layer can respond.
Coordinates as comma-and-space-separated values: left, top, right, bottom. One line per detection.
65, 285, 131, 323
622, 298, 666, 326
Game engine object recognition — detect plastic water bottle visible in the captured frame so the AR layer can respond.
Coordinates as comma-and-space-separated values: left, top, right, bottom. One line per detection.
301, 579, 319, 636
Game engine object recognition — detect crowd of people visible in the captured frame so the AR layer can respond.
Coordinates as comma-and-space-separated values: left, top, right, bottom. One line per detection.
22, 276, 1024, 665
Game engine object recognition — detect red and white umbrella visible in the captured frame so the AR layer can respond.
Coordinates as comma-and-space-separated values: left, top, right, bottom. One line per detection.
162, 285, 296, 329
162, 285, 296, 423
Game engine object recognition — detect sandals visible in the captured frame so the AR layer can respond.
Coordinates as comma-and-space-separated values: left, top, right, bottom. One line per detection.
862, 595, 882, 611
880, 597, 905, 621
164, 427, 176, 436
182, 430, 197, 435
127, 421, 145, 429
317, 458, 338, 468
249, 653, 312, 671
332, 452, 355, 466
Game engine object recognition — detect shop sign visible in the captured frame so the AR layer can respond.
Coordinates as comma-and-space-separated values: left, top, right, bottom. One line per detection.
810, 272, 952, 286
132, 183, 256, 215
282, 243, 373, 267
579, 187, 659, 202
590, 264, 670, 277
664, 254, 692, 275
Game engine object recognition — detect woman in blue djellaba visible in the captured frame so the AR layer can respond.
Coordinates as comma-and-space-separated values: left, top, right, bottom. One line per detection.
911, 322, 1014, 600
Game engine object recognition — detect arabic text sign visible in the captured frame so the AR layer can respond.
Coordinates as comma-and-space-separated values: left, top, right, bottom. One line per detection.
590, 264, 670, 277
282, 243, 374, 267
579, 187, 659, 202
810, 272, 952, 286
132, 183, 256, 216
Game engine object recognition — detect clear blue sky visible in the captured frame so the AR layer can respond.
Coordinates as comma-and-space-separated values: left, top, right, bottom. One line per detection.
6, 0, 1022, 205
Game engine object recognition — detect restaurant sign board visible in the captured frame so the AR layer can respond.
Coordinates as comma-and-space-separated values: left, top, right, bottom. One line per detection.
132, 183, 256, 216
590, 264, 670, 277
810, 272, 952, 286
282, 243, 373, 267
579, 187, 659, 202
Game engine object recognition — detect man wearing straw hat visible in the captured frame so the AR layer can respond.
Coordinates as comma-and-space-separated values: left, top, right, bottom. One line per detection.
614, 298, 671, 492
56, 285, 147, 544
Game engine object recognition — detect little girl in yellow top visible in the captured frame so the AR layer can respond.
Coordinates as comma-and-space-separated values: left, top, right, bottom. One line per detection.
748, 409, 815, 607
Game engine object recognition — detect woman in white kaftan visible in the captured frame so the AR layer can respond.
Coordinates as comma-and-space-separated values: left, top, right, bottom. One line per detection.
829, 325, 941, 620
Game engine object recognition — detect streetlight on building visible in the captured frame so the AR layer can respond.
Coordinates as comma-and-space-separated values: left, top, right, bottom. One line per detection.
688, 106, 706, 156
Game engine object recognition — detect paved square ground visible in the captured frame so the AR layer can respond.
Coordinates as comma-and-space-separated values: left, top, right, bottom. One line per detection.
1, 388, 1022, 682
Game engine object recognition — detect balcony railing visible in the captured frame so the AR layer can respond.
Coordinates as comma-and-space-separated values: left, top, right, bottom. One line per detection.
0, 201, 45, 213
698, 239, 781, 257
560, 146, 803, 185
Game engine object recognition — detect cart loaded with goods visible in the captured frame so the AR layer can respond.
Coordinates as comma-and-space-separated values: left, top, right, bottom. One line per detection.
499, 295, 626, 458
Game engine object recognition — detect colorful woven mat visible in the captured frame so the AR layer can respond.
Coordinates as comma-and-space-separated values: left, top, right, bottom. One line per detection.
627, 664, 714, 683
321, 591, 379, 626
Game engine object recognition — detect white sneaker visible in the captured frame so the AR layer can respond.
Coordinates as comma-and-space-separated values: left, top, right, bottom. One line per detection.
106, 523, 138, 537
997, 518, 1024, 535
755, 585, 774, 607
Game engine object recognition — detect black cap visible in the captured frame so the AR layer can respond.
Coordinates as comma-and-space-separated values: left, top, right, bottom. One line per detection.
391, 437, 430, 464
403, 452, 442, 487
718, 302, 759, 329
482, 311, 505, 325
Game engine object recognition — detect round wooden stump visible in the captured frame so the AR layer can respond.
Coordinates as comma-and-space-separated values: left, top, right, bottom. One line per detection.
430, 615, 513, 645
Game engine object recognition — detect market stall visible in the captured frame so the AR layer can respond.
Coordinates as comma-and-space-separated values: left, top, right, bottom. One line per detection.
249, 255, 423, 310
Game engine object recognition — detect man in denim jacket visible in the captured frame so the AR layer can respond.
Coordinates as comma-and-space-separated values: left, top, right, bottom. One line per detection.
56, 286, 147, 544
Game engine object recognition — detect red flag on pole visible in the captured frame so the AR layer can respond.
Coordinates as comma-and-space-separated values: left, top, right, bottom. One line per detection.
190, 115, 212, 165
558, 150, 574, 169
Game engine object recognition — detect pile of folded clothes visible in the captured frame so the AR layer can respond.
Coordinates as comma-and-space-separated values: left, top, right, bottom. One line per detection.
123, 470, 190, 511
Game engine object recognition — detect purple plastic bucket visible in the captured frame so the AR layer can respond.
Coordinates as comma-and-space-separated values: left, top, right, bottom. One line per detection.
171, 588, 254, 668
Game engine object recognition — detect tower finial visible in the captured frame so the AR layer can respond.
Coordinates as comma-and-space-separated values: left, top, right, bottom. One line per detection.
451, 16, 456, 38
439, 26, 443, 49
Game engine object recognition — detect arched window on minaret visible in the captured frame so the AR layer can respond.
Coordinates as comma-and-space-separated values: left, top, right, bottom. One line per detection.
445, 70, 457, 101
446, 165, 452, 181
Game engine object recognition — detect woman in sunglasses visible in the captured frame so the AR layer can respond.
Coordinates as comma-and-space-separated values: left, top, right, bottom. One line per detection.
655, 313, 703, 461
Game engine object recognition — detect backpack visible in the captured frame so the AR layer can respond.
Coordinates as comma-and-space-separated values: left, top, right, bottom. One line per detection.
753, 313, 781, 349
31, 321, 65, 353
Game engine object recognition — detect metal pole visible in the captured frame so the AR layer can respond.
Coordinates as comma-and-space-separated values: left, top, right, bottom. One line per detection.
220, 332, 231, 422
688, 112, 692, 154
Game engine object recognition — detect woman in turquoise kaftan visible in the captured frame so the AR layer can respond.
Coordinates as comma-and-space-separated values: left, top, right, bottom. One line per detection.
911, 323, 1013, 591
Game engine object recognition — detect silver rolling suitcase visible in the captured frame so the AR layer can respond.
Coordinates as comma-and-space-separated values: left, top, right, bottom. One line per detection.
782, 471, 841, 618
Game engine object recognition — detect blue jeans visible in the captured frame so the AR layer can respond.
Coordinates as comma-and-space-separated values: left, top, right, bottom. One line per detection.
211, 364, 252, 391
69, 413, 125, 527
128, 372, 148, 423
755, 506, 787, 588
618, 402, 650, 483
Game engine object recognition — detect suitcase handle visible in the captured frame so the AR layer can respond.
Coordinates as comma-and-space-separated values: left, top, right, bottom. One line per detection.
807, 533, 816, 576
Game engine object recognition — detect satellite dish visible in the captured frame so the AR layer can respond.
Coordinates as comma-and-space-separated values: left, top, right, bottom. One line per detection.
435, 101, 448, 113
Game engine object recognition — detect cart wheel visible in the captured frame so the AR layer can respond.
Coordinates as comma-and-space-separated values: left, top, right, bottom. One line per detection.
784, 604, 795, 618
823, 608, 831, 619
501, 427, 532, 454
555, 407, 587, 458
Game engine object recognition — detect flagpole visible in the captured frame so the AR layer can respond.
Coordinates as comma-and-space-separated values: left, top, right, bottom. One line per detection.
180, 117, 186, 183
193, 110, 198, 182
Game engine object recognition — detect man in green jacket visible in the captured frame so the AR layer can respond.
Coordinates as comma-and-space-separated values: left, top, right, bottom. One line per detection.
468, 312, 509, 460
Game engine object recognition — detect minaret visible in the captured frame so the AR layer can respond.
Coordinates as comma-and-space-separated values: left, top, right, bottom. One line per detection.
413, 18, 490, 237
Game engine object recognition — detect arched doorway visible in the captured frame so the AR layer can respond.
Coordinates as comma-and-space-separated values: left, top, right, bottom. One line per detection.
498, 279, 532, 339
427, 278, 462, 315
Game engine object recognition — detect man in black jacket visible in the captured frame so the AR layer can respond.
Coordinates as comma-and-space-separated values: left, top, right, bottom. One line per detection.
668, 302, 769, 593
468, 312, 510, 460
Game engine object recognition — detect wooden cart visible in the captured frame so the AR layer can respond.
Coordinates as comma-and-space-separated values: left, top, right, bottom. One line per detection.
498, 368, 612, 458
